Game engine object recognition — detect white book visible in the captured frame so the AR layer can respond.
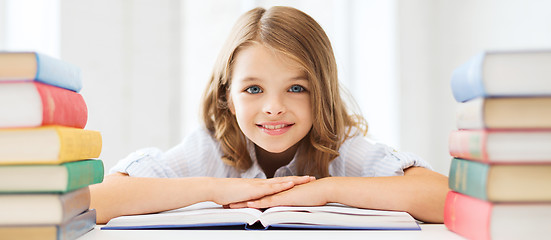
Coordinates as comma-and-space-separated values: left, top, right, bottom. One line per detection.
455, 97, 551, 129
103, 201, 420, 230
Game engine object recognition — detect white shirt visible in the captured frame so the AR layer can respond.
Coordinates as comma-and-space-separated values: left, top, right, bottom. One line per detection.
110, 128, 432, 178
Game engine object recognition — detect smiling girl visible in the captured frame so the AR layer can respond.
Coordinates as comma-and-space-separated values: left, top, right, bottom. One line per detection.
90, 6, 448, 224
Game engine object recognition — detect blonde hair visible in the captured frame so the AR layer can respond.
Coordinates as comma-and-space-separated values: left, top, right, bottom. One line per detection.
202, 6, 367, 178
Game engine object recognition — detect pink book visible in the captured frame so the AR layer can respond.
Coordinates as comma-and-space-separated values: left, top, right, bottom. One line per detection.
0, 82, 87, 128
444, 191, 551, 240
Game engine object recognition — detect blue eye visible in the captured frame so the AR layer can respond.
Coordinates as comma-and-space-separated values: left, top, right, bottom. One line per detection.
289, 85, 305, 93
245, 86, 262, 94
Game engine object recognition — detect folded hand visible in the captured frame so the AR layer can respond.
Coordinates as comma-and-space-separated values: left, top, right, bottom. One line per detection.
209, 176, 315, 206
227, 177, 331, 209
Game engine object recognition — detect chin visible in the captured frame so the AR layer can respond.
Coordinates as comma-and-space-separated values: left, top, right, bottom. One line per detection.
256, 142, 293, 154
262, 146, 290, 154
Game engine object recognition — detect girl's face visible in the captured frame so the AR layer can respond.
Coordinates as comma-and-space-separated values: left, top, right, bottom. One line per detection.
228, 43, 313, 153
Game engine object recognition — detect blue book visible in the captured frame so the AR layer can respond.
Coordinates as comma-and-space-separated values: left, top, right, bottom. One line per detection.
0, 209, 96, 240
0, 52, 82, 92
450, 49, 551, 102
102, 202, 420, 231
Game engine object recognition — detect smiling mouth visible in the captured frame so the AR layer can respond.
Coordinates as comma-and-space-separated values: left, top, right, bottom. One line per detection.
256, 123, 294, 136
257, 124, 294, 129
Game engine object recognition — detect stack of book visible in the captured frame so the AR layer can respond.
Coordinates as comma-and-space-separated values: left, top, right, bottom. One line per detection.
0, 52, 104, 240
444, 50, 551, 240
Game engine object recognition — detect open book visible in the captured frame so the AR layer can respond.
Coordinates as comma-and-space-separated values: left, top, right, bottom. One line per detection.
102, 202, 420, 230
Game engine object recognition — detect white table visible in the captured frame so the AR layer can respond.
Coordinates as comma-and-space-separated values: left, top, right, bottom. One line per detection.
79, 224, 465, 240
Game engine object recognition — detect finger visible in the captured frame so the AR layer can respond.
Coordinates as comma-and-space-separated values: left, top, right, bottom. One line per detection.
247, 195, 280, 209
265, 181, 294, 194
267, 176, 312, 185
228, 201, 249, 209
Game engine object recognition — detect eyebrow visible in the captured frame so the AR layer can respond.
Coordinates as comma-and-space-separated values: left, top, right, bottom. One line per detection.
240, 75, 308, 83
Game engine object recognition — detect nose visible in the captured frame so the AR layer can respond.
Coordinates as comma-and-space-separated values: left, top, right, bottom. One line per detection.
263, 94, 286, 116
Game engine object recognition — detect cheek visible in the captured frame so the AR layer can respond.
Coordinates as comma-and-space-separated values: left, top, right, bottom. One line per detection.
292, 97, 313, 123
231, 96, 254, 121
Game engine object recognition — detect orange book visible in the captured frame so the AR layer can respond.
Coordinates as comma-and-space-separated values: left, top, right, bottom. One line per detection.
0, 126, 101, 165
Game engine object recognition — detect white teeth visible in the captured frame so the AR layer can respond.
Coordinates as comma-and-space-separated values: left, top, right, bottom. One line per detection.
262, 124, 287, 129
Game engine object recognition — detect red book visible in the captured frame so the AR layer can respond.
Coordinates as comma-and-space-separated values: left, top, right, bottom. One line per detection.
444, 191, 551, 240
448, 129, 551, 163
0, 82, 87, 128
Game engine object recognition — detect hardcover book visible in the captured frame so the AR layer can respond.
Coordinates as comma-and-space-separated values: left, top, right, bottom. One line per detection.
448, 158, 551, 202
0, 82, 87, 129
455, 97, 551, 129
449, 129, 551, 163
0, 209, 96, 240
103, 201, 420, 230
451, 49, 551, 102
444, 191, 551, 240
0, 159, 104, 193
0, 126, 102, 165
0, 52, 82, 92
0, 187, 91, 225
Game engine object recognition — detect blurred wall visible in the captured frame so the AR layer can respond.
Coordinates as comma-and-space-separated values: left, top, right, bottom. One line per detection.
60, 0, 183, 171
397, 0, 551, 174
3, 0, 548, 175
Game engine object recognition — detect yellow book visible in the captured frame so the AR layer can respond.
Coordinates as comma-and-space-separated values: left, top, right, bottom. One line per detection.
0, 126, 101, 165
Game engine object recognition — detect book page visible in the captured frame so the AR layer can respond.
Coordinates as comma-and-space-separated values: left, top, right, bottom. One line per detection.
105, 202, 263, 228
263, 203, 409, 216
259, 203, 417, 228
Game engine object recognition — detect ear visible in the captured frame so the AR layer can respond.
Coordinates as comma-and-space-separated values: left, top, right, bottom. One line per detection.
226, 91, 236, 115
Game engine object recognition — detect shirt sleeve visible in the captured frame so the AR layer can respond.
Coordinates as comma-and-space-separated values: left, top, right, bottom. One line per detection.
338, 135, 433, 177
108, 128, 225, 178
108, 147, 179, 178
368, 143, 433, 176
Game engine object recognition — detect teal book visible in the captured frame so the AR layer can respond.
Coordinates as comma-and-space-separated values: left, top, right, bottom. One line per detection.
448, 158, 551, 202
450, 49, 551, 102
0, 52, 82, 92
0, 159, 104, 193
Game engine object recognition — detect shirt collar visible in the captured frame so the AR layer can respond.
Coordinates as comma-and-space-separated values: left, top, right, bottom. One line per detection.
239, 138, 299, 178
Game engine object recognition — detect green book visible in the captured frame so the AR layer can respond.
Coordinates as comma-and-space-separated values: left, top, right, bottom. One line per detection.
0, 159, 104, 193
449, 158, 551, 202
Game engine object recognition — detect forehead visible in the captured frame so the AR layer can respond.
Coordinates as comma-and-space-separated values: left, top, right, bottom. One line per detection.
231, 43, 306, 81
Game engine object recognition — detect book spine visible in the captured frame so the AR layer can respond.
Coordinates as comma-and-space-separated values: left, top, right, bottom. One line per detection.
59, 209, 96, 240
450, 52, 487, 103
35, 53, 82, 92
64, 159, 104, 192
456, 98, 485, 130
55, 127, 102, 161
34, 82, 88, 129
448, 158, 490, 201
444, 191, 492, 240
448, 130, 488, 162
59, 187, 91, 223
